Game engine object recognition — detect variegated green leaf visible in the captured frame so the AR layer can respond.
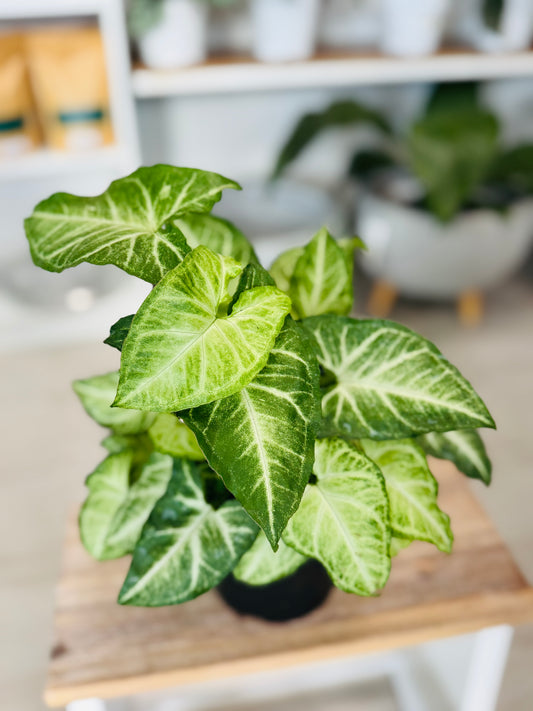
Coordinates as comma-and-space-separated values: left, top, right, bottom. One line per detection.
361, 439, 453, 553
149, 414, 204, 460
417, 430, 492, 485
233, 531, 307, 586
104, 315, 134, 351
80, 450, 173, 560
115, 246, 292, 412
289, 228, 354, 319
73, 372, 156, 434
174, 213, 258, 266
269, 246, 304, 293
390, 536, 412, 557
184, 318, 321, 548
284, 438, 391, 596
306, 316, 495, 440
24, 165, 239, 284
119, 459, 258, 606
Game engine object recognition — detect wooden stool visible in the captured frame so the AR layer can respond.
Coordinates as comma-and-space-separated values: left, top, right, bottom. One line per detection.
367, 281, 485, 326
45, 462, 533, 711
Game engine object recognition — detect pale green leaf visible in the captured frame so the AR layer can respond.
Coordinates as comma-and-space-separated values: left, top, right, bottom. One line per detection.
184, 318, 320, 548
80, 450, 173, 560
361, 439, 453, 553
269, 246, 304, 293
418, 430, 492, 485
149, 414, 204, 460
306, 316, 495, 440
115, 246, 291, 412
73, 372, 156, 434
119, 459, 258, 606
174, 213, 258, 266
233, 531, 307, 586
290, 228, 354, 319
24, 165, 239, 284
390, 536, 412, 557
284, 438, 391, 596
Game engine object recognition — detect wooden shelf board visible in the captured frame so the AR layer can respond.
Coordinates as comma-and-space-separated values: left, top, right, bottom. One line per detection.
44, 462, 533, 708
132, 47, 533, 98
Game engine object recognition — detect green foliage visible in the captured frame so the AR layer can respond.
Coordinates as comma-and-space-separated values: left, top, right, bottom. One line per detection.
25, 165, 495, 608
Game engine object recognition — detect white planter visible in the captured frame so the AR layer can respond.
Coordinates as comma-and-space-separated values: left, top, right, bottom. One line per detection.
357, 191, 533, 299
380, 0, 451, 57
138, 0, 208, 69
251, 0, 321, 63
453, 0, 533, 53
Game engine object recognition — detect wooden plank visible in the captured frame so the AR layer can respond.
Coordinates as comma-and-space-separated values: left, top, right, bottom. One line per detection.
131, 47, 533, 98
44, 461, 533, 707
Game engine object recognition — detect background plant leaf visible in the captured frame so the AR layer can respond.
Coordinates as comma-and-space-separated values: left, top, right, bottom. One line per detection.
233, 531, 307, 586
116, 246, 291, 412
119, 459, 258, 606
174, 214, 258, 267
104, 315, 134, 351
417, 430, 492, 485
24, 165, 239, 284
306, 316, 495, 440
73, 372, 156, 434
361, 439, 453, 553
284, 438, 391, 596
148, 414, 204, 460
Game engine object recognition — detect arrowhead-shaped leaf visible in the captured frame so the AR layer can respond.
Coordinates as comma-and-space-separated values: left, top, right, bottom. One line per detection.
184, 318, 321, 548
80, 450, 173, 560
233, 531, 307, 586
115, 246, 291, 412
73, 372, 156, 434
289, 228, 355, 319
119, 459, 258, 606
418, 430, 492, 485
148, 414, 204, 460
306, 316, 495, 440
284, 438, 391, 596
361, 439, 453, 553
24, 165, 239, 284
269, 246, 304, 293
174, 213, 258, 266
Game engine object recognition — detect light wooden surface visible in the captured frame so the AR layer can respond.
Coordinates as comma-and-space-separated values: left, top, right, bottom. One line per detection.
44, 461, 533, 708
131, 48, 533, 98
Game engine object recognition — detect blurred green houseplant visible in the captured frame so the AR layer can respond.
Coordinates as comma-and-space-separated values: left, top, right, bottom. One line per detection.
128, 0, 238, 38
25, 165, 494, 608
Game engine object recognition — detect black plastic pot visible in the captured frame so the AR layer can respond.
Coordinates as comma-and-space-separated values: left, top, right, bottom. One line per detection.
217, 560, 333, 622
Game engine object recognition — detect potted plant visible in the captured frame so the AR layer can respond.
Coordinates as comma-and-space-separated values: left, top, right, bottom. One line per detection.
380, 0, 452, 57
129, 0, 237, 69
25, 164, 495, 621
250, 0, 321, 63
274, 84, 533, 310
454, 0, 533, 53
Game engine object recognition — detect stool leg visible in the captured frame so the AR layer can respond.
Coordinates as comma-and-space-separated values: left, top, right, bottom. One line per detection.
458, 290, 484, 327
367, 280, 398, 318
459, 625, 513, 711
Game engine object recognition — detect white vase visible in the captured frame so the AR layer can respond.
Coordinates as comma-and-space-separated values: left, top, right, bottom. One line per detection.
380, 0, 451, 57
455, 0, 533, 53
251, 0, 321, 63
357, 190, 533, 299
138, 0, 208, 69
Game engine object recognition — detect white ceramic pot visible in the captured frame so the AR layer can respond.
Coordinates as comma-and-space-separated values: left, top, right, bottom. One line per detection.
357, 191, 533, 299
251, 0, 321, 63
453, 0, 533, 53
380, 0, 451, 57
138, 0, 208, 69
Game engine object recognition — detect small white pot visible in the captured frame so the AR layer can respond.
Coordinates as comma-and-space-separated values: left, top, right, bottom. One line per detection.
380, 0, 451, 57
357, 191, 533, 299
251, 0, 321, 63
453, 0, 533, 52
138, 0, 208, 69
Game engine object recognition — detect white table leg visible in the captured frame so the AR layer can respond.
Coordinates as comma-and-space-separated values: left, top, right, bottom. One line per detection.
66, 699, 108, 711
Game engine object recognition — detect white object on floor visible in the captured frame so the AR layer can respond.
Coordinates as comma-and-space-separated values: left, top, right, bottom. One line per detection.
380, 0, 452, 57
138, 0, 208, 69
251, 0, 321, 63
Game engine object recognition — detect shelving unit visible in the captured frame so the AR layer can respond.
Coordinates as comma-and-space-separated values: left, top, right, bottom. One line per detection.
132, 47, 533, 98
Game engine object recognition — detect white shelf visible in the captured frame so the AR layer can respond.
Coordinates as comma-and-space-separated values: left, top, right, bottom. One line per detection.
132, 48, 533, 98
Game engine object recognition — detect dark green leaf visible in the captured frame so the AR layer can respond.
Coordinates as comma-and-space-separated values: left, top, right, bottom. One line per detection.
104, 315, 134, 351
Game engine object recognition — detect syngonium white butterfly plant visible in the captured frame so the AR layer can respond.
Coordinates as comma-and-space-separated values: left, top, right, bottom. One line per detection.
25, 165, 495, 607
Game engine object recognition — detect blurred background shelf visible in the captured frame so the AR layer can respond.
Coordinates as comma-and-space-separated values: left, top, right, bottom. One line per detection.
132, 47, 533, 98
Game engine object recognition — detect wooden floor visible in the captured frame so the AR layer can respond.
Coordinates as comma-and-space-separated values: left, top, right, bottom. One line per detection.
44, 463, 533, 708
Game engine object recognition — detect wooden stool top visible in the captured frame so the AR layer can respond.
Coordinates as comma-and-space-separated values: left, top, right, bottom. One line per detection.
45, 461, 533, 708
